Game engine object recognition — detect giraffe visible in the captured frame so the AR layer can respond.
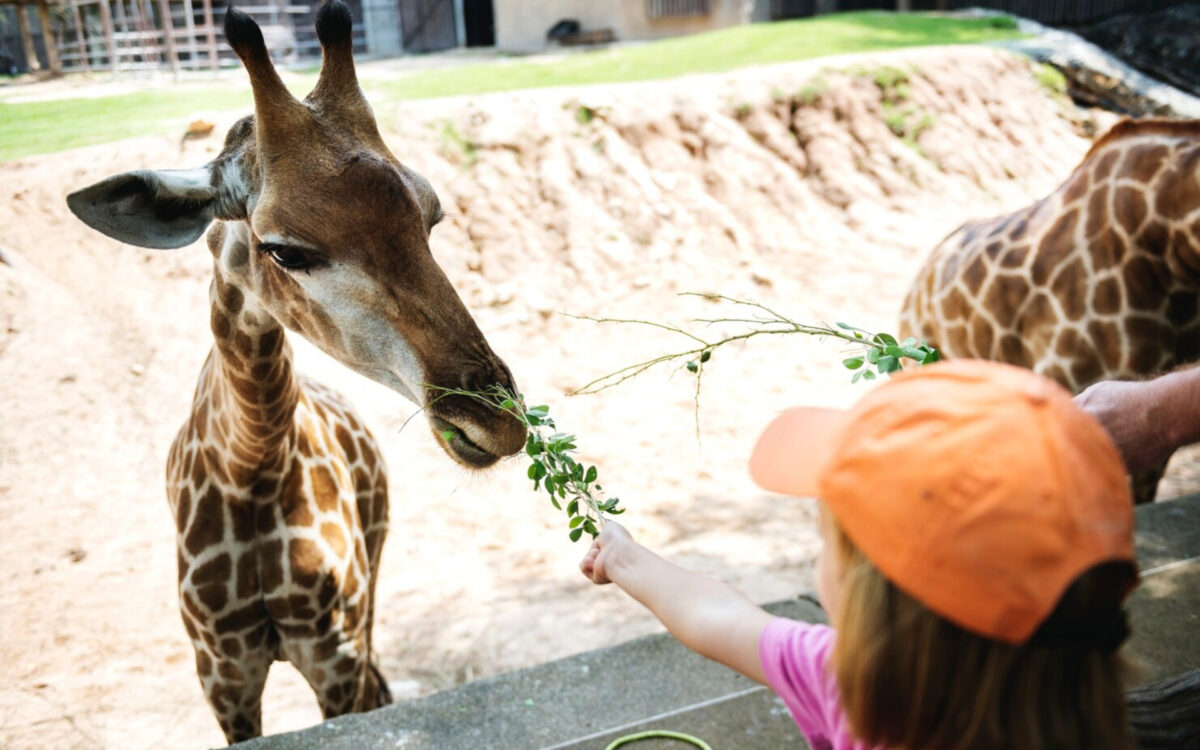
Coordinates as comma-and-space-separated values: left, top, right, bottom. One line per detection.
65, 3, 526, 743
899, 117, 1200, 502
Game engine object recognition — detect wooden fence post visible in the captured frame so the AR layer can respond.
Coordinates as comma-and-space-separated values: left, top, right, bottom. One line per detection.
98, 0, 118, 73
158, 0, 180, 74
70, 0, 90, 72
200, 0, 216, 72
17, 2, 42, 72
36, 0, 62, 74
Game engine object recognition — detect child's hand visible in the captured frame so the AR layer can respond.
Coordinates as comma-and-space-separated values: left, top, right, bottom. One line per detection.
579, 521, 633, 585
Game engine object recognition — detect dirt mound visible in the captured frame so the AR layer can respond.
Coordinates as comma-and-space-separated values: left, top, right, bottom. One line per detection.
0, 46, 1158, 749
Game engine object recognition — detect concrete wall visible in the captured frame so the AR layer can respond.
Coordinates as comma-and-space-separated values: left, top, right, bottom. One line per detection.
494, 0, 764, 54
363, 0, 404, 57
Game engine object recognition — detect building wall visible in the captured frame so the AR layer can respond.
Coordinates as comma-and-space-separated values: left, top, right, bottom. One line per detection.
494, 0, 762, 54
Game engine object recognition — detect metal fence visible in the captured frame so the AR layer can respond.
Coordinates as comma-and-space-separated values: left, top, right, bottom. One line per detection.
2, 0, 366, 75
646, 0, 712, 19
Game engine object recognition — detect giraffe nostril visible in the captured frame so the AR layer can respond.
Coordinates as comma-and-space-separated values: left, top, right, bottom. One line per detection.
459, 363, 513, 396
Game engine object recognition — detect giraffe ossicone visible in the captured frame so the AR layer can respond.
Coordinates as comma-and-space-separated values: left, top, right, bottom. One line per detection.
66, 2, 526, 743
900, 117, 1200, 503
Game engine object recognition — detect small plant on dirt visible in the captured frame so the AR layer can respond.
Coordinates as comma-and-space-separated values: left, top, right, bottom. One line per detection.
795, 76, 829, 106
576, 104, 597, 125
870, 65, 912, 101
438, 120, 479, 167
425, 386, 624, 541
1033, 62, 1069, 99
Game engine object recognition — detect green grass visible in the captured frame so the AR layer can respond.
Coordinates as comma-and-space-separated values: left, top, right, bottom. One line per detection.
0, 88, 253, 162
374, 11, 1020, 100
0, 11, 1021, 162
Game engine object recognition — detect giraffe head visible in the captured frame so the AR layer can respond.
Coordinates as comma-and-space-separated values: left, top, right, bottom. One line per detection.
66, 2, 525, 468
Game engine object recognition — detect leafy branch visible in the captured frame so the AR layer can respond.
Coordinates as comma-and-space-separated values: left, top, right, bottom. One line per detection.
425, 385, 624, 542
571, 293, 941, 396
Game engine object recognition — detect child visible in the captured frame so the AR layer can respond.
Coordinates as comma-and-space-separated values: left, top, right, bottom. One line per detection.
581, 359, 1137, 750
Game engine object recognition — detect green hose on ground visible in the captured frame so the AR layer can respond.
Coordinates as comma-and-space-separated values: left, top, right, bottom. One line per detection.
604, 729, 712, 749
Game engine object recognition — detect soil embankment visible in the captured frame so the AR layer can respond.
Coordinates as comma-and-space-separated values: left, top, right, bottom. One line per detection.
2, 46, 1173, 749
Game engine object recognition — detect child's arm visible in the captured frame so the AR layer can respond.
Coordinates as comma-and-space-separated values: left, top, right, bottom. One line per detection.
580, 522, 774, 685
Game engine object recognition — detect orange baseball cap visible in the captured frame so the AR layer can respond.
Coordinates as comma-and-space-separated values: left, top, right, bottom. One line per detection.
749, 359, 1136, 644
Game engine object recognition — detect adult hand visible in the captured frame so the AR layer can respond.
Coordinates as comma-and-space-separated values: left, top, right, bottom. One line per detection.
579, 521, 633, 585
1075, 378, 1171, 474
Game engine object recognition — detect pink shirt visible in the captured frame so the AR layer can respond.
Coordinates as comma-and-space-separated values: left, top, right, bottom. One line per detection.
758, 618, 881, 750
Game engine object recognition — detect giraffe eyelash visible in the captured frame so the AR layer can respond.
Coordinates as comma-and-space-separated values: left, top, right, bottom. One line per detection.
257, 242, 325, 273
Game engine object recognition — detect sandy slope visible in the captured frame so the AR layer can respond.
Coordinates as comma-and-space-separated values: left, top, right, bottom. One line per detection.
1, 46, 1186, 749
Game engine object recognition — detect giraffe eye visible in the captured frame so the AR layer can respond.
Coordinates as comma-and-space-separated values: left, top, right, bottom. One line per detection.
260, 243, 315, 271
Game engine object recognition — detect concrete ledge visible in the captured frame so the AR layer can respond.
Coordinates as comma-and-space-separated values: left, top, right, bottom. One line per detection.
234, 494, 1200, 750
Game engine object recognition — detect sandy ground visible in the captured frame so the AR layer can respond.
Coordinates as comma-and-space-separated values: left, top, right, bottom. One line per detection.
2, 46, 1195, 749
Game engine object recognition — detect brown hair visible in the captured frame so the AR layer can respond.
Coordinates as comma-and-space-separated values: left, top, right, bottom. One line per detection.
828, 522, 1135, 750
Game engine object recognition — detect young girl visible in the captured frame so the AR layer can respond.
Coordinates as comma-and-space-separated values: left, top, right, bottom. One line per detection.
580, 359, 1138, 750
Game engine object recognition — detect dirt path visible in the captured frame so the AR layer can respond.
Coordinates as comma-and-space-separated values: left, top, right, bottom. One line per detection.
1, 46, 1186, 749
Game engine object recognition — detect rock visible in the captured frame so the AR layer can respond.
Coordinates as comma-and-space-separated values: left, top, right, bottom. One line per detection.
1077, 4, 1200, 100
992, 15, 1200, 118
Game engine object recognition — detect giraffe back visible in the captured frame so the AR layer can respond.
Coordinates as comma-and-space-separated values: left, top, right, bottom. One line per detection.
900, 118, 1200, 394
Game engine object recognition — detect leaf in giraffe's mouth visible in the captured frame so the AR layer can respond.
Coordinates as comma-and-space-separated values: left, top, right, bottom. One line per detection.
430, 416, 494, 466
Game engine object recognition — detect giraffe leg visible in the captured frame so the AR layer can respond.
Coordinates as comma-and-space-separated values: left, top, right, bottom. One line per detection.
1131, 456, 1171, 505
191, 640, 273, 744
285, 631, 390, 717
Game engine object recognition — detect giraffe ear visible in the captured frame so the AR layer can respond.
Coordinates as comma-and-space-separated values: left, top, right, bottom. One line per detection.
66, 167, 217, 250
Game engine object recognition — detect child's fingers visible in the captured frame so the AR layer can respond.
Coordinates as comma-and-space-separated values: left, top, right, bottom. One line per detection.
580, 542, 610, 584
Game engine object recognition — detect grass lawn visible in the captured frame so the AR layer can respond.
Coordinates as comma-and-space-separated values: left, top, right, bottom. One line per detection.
0, 11, 1021, 162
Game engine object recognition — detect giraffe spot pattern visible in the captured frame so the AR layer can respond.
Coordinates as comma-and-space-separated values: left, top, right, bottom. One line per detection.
1114, 186, 1148, 235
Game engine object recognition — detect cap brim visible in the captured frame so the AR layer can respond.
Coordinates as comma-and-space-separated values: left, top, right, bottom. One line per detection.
749, 407, 849, 497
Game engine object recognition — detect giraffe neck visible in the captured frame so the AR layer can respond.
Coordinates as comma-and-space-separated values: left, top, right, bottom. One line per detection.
200, 225, 300, 487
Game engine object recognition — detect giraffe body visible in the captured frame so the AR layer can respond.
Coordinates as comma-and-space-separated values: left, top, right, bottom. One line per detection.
900, 119, 1200, 503
66, 5, 524, 743
901, 119, 1200, 393
166, 274, 391, 738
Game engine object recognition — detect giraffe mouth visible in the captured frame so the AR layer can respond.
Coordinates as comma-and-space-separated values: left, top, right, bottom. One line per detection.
429, 416, 499, 468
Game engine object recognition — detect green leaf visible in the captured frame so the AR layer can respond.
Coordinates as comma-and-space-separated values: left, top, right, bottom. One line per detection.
569, 527, 584, 542
583, 520, 599, 537
608, 506, 626, 515
567, 500, 579, 516
528, 461, 547, 480
862, 370, 877, 380
884, 344, 904, 358
686, 360, 698, 373
585, 466, 598, 483
836, 321, 853, 330
866, 348, 880, 364
569, 515, 585, 529
842, 357, 864, 370
700, 349, 712, 363
551, 495, 562, 510
901, 337, 918, 348
901, 346, 926, 359
874, 332, 898, 346
922, 348, 942, 364
877, 355, 899, 373
851, 370, 864, 384
527, 405, 550, 418
525, 436, 543, 457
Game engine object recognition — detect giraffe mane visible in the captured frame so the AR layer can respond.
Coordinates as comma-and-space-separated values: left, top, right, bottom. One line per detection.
1081, 117, 1200, 162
